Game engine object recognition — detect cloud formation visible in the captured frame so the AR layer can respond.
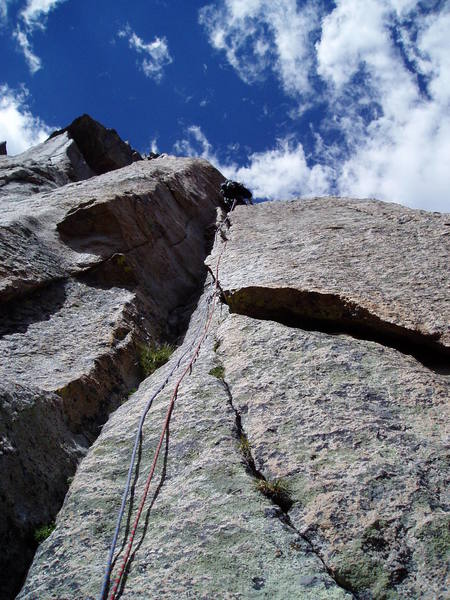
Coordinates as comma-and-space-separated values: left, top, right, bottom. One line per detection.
0, 84, 52, 154
12, 0, 68, 73
230, 139, 332, 199
174, 125, 214, 159
199, 0, 318, 96
317, 0, 450, 211
20, 0, 66, 27
14, 26, 42, 72
200, 0, 450, 211
174, 126, 331, 199
0, 0, 9, 21
118, 26, 172, 82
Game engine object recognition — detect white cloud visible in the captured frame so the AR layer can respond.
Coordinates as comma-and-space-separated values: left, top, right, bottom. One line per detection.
229, 138, 332, 199
173, 125, 214, 158
0, 0, 16, 22
0, 84, 52, 154
316, 0, 450, 211
118, 26, 172, 82
11, 0, 68, 73
173, 125, 332, 200
337, 101, 450, 211
199, 0, 319, 96
0, 0, 9, 21
14, 26, 41, 73
149, 137, 159, 154
200, 0, 450, 212
418, 10, 450, 104
20, 0, 67, 28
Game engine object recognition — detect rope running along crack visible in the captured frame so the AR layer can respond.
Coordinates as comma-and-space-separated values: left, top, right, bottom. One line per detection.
99, 202, 235, 600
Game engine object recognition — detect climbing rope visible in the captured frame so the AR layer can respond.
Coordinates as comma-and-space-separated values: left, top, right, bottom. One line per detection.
98, 287, 214, 600
100, 202, 234, 600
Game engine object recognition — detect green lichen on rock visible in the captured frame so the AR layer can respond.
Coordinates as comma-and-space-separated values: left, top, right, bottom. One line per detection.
417, 515, 450, 566
362, 519, 389, 551
238, 434, 252, 462
333, 542, 392, 599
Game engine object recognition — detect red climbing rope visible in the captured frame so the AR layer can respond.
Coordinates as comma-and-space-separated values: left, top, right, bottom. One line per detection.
108, 214, 230, 600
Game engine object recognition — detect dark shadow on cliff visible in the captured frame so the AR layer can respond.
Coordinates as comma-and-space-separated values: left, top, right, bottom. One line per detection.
224, 287, 450, 374
0, 280, 68, 339
49, 113, 140, 175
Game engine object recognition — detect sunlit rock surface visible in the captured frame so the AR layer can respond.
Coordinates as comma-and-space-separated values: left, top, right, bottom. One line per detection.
217, 198, 450, 354
0, 120, 223, 599
0, 114, 141, 203
19, 198, 449, 600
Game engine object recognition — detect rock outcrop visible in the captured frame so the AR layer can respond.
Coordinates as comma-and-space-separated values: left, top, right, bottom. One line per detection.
218, 198, 450, 363
49, 114, 142, 175
0, 114, 140, 201
0, 119, 224, 599
17, 196, 449, 599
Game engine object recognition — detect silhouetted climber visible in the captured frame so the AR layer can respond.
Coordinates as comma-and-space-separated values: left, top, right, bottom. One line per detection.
220, 179, 252, 210
0, 141, 7, 156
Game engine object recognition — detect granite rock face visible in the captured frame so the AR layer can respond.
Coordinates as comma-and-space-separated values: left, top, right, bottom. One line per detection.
217, 198, 450, 357
49, 113, 142, 175
0, 121, 224, 599
0, 114, 140, 201
18, 290, 352, 600
18, 198, 449, 599
217, 315, 449, 599
0, 131, 94, 200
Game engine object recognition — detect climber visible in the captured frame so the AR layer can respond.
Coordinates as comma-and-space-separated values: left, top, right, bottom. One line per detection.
220, 179, 253, 210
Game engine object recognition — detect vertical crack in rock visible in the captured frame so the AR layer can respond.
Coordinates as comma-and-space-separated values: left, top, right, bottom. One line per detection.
217, 366, 356, 598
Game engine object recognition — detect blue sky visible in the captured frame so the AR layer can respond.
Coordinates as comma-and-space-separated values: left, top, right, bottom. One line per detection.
0, 0, 449, 211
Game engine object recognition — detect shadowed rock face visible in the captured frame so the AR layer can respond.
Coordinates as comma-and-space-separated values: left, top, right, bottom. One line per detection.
0, 121, 224, 599
18, 197, 449, 600
49, 113, 142, 175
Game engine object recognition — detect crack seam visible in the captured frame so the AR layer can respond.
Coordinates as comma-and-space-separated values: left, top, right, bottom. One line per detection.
219, 287, 449, 373
218, 371, 356, 598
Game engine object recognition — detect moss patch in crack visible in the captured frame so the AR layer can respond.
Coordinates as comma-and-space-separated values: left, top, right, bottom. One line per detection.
139, 343, 174, 377
33, 522, 55, 544
238, 434, 252, 463
209, 365, 225, 379
256, 478, 293, 512
115, 254, 133, 273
